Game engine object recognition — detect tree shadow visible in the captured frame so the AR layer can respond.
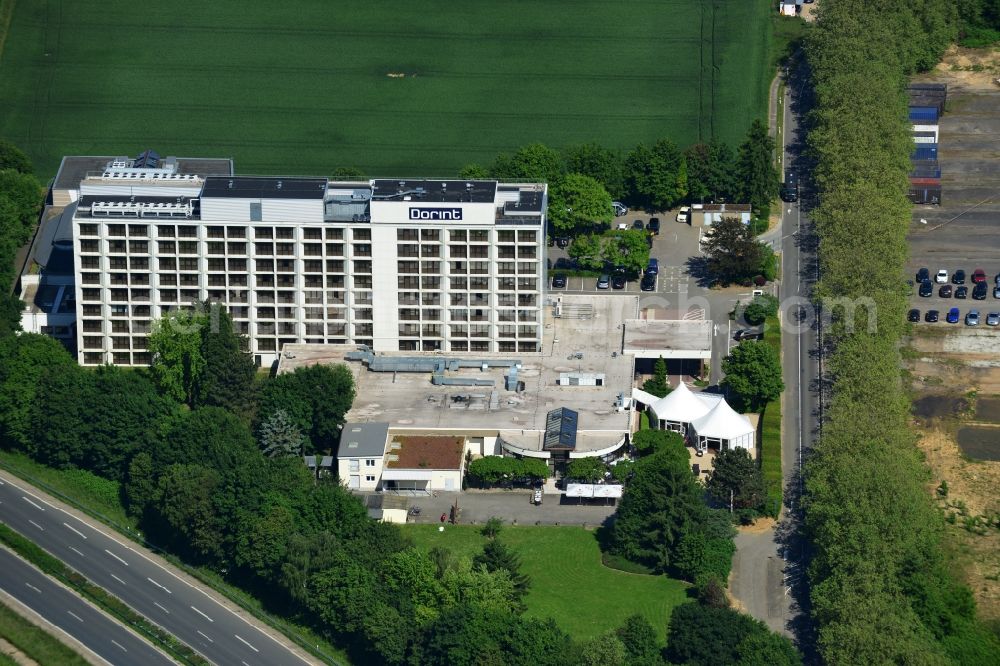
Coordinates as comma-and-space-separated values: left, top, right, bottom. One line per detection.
685, 255, 715, 288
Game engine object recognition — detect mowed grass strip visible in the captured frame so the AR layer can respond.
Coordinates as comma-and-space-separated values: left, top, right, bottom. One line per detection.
0, 0, 771, 179
404, 524, 688, 642
0, 600, 90, 666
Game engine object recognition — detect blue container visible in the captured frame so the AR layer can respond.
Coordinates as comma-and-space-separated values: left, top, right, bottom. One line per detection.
912, 144, 938, 160
909, 106, 939, 122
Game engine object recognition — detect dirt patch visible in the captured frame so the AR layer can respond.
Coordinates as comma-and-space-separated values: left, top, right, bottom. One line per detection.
974, 397, 1000, 423
737, 517, 776, 534
912, 394, 969, 421
957, 426, 1000, 461
928, 45, 1000, 93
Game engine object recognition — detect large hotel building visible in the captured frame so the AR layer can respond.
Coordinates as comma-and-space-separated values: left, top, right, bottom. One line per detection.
54, 154, 547, 367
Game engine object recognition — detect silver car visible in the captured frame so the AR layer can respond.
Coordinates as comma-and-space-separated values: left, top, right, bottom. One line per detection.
596, 274, 610, 289
987, 312, 1000, 326
965, 309, 980, 326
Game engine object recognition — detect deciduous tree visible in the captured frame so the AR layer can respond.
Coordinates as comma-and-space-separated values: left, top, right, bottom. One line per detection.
547, 173, 613, 233
563, 142, 626, 200
491, 143, 562, 183
702, 217, 765, 285
565, 456, 607, 482
149, 308, 207, 404
735, 120, 778, 216
624, 139, 687, 210
721, 340, 784, 412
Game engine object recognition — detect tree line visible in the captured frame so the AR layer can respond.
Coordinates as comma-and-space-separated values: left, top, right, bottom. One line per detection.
804, 1, 1000, 663
459, 121, 778, 234
0, 141, 43, 335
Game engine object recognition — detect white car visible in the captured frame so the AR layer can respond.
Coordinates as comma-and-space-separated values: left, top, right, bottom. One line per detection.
533, 488, 543, 505
676, 206, 691, 223
616, 222, 629, 230
935, 269, 949, 284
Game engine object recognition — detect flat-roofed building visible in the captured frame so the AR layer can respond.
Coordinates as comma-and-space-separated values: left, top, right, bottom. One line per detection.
66, 153, 547, 367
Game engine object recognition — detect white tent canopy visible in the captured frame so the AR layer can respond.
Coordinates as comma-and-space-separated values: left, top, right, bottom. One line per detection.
648, 382, 722, 426
689, 399, 755, 451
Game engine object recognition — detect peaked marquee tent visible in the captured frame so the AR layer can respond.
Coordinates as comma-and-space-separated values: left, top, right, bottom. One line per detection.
688, 399, 755, 452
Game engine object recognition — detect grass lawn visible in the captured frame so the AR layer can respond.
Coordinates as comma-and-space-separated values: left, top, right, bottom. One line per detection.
0, 0, 773, 179
760, 314, 783, 516
0, 601, 89, 666
404, 524, 689, 642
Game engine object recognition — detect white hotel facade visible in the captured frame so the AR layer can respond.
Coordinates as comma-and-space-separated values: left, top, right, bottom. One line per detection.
68, 157, 547, 367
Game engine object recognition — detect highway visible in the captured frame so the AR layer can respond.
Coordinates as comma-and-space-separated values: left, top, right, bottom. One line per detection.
0, 546, 174, 665
0, 472, 316, 666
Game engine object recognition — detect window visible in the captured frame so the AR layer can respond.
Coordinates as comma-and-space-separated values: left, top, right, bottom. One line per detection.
365, 459, 376, 467
365, 475, 376, 483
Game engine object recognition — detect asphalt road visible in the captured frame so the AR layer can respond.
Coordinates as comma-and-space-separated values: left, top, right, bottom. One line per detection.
0, 546, 174, 666
0, 474, 315, 666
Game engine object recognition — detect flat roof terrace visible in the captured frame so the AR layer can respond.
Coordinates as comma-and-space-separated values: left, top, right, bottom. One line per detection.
371, 179, 498, 204
53, 156, 233, 192
279, 295, 639, 434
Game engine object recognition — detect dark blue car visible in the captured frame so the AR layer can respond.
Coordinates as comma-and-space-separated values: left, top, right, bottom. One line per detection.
947, 307, 960, 324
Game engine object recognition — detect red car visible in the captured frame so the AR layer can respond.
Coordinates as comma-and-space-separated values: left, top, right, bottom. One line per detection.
972, 268, 987, 284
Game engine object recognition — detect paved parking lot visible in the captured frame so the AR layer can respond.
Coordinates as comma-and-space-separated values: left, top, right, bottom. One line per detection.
548, 218, 767, 384
907, 87, 1000, 329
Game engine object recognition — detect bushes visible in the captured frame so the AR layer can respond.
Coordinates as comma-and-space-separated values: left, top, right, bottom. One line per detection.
466, 456, 549, 486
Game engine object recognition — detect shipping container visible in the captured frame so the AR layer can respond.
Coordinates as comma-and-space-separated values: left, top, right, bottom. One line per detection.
913, 131, 937, 144
912, 144, 938, 160
908, 95, 945, 115
911, 157, 939, 169
909, 106, 939, 122
909, 177, 941, 186
910, 165, 941, 179
908, 187, 941, 205
908, 82, 947, 96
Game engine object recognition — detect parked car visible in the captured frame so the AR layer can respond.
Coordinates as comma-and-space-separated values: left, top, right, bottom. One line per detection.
907, 309, 921, 322
974, 283, 988, 300
966, 309, 980, 326
646, 258, 659, 275
925, 310, 939, 323
916, 267, 930, 282
947, 307, 960, 323
640, 273, 656, 291
617, 222, 630, 231
551, 275, 567, 289
953, 269, 966, 285
612, 201, 628, 217
956, 286, 969, 299
676, 206, 691, 223
648, 218, 661, 235
995, 272, 1000, 285
556, 236, 570, 248
780, 170, 799, 202
972, 268, 987, 283
596, 274, 610, 289
633, 219, 645, 231
533, 488, 543, 505
611, 273, 627, 290
938, 285, 952, 298
734, 328, 764, 341
995, 286, 1000, 299
919, 281, 933, 297
988, 312, 1000, 326
935, 269, 949, 284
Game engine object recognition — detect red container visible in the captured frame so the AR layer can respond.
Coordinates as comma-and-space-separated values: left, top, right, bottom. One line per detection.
909, 177, 941, 186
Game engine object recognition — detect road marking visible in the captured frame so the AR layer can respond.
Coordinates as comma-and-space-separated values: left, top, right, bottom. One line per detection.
154, 601, 170, 614
63, 522, 87, 539
22, 496, 44, 511
147, 577, 172, 594
190, 605, 214, 622
234, 635, 260, 653
111, 639, 127, 652
28, 519, 43, 531
104, 549, 128, 566
67, 610, 84, 622
110, 574, 126, 585
25, 583, 41, 593
197, 630, 214, 643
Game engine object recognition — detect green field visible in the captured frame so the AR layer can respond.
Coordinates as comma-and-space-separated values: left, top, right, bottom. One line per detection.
404, 524, 689, 642
0, 0, 772, 179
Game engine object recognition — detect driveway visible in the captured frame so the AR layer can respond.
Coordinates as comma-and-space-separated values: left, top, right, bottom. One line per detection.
375, 490, 617, 527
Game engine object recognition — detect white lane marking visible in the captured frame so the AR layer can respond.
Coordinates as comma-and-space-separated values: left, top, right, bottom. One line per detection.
22, 489, 55, 508
67, 610, 84, 622
63, 522, 88, 539
28, 519, 43, 531
197, 630, 214, 643
190, 605, 214, 622
104, 549, 128, 566
4, 475, 311, 665
25, 583, 41, 593
242, 662, 251, 666
69, 546, 85, 557
111, 639, 127, 652
153, 602, 170, 614
234, 635, 260, 653
21, 495, 45, 511
146, 577, 172, 594
110, 574, 126, 585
